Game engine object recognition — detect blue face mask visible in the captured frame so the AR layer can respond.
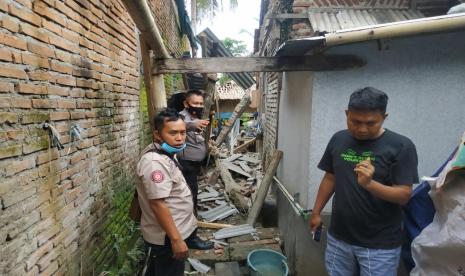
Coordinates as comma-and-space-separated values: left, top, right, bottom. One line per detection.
160, 142, 186, 154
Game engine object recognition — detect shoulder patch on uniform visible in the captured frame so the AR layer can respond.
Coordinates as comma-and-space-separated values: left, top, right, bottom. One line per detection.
151, 170, 165, 183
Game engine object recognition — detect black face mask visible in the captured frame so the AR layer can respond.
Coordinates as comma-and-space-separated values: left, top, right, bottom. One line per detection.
187, 105, 203, 117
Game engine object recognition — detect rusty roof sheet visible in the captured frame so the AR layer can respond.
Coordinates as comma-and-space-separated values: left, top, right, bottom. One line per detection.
308, 8, 425, 33
217, 81, 250, 100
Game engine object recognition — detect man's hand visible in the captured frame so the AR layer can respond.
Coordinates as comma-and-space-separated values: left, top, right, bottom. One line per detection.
309, 212, 322, 233
171, 239, 189, 260
194, 119, 209, 130
354, 158, 375, 188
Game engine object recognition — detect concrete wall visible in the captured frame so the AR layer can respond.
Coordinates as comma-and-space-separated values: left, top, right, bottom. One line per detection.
277, 30, 465, 275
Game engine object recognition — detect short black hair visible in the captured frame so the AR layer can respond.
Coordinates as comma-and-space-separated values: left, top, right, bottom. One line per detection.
348, 87, 389, 114
153, 108, 184, 132
186, 89, 204, 99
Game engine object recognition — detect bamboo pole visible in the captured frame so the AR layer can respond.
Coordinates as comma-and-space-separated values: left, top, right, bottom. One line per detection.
197, 221, 233, 229
247, 150, 283, 226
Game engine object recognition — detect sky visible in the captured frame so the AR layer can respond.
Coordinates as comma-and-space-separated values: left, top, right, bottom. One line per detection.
193, 0, 262, 55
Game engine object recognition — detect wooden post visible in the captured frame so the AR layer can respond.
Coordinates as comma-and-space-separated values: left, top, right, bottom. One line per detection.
215, 93, 251, 147
151, 74, 167, 113
215, 158, 250, 211
247, 150, 283, 226
140, 34, 156, 130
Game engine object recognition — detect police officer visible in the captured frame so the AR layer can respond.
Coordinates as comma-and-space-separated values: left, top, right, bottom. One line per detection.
177, 90, 209, 211
136, 108, 212, 276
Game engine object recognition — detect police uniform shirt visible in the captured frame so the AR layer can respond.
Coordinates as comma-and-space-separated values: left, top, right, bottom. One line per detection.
177, 109, 207, 161
136, 143, 197, 245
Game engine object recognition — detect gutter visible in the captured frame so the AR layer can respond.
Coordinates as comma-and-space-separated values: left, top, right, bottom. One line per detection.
325, 13, 465, 47
276, 13, 465, 56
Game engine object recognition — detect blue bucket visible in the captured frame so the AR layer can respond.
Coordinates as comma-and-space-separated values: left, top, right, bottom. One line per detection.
247, 249, 289, 276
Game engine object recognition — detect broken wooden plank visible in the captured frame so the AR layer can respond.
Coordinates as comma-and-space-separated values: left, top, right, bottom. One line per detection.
225, 153, 243, 162
233, 137, 256, 153
215, 158, 250, 211
197, 221, 234, 229
238, 161, 253, 174
152, 55, 365, 74
225, 162, 252, 178
215, 262, 241, 276
239, 155, 260, 165
247, 150, 283, 226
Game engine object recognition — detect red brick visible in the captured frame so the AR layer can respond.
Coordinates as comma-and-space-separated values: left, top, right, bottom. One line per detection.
66, 19, 84, 35
70, 111, 85, 119
14, 0, 33, 9
56, 75, 76, 86
12, 51, 22, 63
55, 51, 73, 64
6, 158, 36, 176
21, 112, 49, 124
1, 16, 20, 32
0, 66, 28, 79
50, 111, 70, 121
33, 2, 66, 26
32, 98, 57, 108
0, 32, 27, 50
10, 98, 32, 108
0, 1, 7, 12
27, 70, 56, 81
76, 78, 93, 88
50, 60, 73, 74
55, 0, 79, 21
62, 28, 80, 42
49, 36, 80, 54
0, 82, 14, 93
21, 53, 50, 68
27, 41, 55, 58
20, 22, 50, 43
41, 19, 62, 35
37, 148, 60, 165
57, 100, 76, 109
47, 86, 69, 96
70, 152, 86, 165
0, 112, 19, 124
17, 83, 47, 94
0, 48, 13, 62
9, 3, 41, 26
76, 100, 92, 108
69, 88, 85, 98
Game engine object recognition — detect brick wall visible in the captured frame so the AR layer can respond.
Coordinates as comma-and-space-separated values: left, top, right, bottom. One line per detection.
0, 0, 186, 275
258, 0, 285, 164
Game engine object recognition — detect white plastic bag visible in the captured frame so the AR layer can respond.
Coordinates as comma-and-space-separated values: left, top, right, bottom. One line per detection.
411, 132, 465, 276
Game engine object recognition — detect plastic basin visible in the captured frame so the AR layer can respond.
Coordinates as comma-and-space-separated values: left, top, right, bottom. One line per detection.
247, 249, 289, 276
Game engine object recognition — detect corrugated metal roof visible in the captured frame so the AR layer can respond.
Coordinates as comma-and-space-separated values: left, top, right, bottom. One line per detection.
217, 81, 249, 100
308, 8, 425, 33
197, 28, 255, 90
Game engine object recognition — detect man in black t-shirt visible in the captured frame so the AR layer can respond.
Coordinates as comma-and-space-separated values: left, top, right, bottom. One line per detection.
310, 87, 418, 276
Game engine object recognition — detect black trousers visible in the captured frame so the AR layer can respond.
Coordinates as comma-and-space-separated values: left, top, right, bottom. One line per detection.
178, 159, 202, 211
143, 231, 198, 276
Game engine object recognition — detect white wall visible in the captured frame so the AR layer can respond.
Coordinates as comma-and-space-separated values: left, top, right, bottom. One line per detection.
277, 30, 465, 275
308, 31, 465, 211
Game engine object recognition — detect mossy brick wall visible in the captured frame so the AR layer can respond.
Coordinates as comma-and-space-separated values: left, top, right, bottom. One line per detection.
0, 0, 185, 275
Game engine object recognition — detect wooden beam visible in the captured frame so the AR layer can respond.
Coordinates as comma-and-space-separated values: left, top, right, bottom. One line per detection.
140, 34, 156, 130
234, 138, 257, 153
247, 150, 283, 226
215, 158, 250, 212
197, 221, 233, 229
153, 55, 365, 74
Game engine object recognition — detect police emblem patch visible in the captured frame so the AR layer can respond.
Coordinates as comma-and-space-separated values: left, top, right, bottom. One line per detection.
151, 170, 164, 183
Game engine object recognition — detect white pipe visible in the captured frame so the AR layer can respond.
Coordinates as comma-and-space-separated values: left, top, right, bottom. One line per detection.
121, 0, 170, 58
